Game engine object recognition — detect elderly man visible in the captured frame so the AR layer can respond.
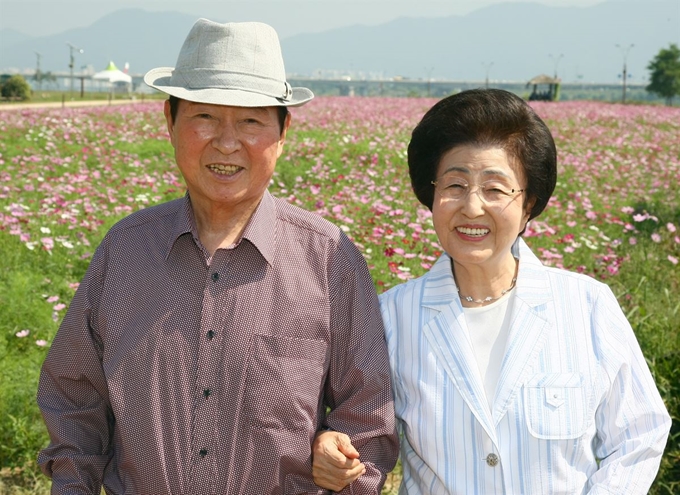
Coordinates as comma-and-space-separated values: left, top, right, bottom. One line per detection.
37, 18, 398, 494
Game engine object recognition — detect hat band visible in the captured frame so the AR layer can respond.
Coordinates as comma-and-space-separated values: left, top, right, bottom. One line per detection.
170, 68, 293, 101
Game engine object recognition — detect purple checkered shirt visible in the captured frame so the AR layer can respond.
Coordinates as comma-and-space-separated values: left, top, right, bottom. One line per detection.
37, 191, 398, 494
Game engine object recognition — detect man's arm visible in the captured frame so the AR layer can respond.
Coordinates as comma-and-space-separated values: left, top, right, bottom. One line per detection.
319, 240, 399, 493
37, 248, 114, 494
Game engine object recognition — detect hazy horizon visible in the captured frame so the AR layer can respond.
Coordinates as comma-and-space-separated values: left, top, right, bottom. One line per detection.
1, 0, 615, 39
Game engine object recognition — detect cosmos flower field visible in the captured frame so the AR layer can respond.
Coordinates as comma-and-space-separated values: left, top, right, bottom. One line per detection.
0, 97, 678, 492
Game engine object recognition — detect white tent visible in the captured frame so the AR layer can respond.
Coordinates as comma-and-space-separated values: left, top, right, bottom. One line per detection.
93, 61, 132, 92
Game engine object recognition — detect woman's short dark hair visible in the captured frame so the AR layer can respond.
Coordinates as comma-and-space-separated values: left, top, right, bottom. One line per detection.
407, 88, 557, 222
167, 95, 289, 136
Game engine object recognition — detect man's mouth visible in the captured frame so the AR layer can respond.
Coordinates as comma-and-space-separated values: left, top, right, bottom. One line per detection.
207, 164, 241, 176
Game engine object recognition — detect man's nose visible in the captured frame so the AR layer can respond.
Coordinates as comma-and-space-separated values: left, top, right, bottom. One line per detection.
212, 123, 241, 154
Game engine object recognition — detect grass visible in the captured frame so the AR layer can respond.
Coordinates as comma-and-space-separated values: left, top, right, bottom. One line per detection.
0, 97, 678, 493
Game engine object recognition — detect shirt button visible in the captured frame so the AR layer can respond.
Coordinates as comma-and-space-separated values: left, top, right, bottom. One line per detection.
211, 272, 219, 282
203, 389, 212, 399
486, 453, 499, 467
207, 330, 215, 340
199, 448, 208, 458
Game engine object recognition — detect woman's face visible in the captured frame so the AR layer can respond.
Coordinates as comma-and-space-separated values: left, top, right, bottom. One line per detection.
431, 144, 533, 272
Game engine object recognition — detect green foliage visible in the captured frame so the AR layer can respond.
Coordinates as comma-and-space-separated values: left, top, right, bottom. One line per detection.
0, 100, 678, 494
1, 75, 31, 101
646, 44, 680, 105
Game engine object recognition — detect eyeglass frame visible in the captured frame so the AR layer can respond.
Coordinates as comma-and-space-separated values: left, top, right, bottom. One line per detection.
430, 176, 525, 204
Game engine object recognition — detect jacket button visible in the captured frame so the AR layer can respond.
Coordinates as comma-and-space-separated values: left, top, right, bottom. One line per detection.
486, 453, 499, 467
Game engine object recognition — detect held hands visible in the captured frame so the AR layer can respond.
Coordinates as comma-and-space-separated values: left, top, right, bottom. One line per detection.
312, 430, 366, 491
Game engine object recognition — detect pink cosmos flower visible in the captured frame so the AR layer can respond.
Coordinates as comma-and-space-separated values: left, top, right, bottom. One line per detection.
41, 237, 54, 251
667, 223, 677, 233
36, 340, 48, 347
651, 233, 661, 243
16, 329, 30, 338
668, 255, 678, 265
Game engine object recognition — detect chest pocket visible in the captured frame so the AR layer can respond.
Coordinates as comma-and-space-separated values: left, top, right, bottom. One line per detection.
243, 334, 328, 432
523, 372, 589, 440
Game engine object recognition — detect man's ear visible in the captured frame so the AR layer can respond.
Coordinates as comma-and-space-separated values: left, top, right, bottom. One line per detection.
277, 111, 292, 158
163, 99, 175, 147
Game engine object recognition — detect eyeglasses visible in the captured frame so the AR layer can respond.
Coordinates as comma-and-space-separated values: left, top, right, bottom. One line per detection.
431, 176, 525, 204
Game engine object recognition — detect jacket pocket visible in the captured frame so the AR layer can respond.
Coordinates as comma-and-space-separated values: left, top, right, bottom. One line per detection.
523, 372, 588, 440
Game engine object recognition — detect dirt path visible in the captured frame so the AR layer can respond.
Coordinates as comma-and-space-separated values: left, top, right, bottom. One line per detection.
0, 98, 156, 111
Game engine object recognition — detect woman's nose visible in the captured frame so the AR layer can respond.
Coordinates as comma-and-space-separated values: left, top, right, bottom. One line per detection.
460, 187, 486, 216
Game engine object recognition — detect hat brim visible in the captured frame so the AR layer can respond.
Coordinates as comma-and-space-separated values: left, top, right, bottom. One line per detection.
144, 67, 313, 108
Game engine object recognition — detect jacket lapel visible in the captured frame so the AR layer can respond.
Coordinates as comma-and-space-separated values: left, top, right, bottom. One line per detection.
491, 239, 552, 424
421, 254, 498, 441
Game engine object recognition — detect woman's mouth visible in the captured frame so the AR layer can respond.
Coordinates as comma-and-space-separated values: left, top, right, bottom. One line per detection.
456, 227, 489, 237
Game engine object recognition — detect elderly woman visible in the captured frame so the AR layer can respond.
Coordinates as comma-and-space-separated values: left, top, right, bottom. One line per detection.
313, 89, 671, 494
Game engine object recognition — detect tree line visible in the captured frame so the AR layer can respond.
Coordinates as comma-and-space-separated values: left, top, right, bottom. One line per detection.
2, 44, 680, 104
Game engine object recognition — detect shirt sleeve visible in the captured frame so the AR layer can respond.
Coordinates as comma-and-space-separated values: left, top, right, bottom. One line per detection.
323, 238, 400, 494
36, 245, 114, 494
587, 285, 672, 494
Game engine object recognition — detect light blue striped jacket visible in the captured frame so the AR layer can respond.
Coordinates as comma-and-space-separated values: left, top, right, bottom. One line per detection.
380, 239, 671, 494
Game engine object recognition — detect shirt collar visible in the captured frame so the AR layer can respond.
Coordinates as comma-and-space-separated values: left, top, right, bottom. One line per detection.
164, 191, 276, 266
164, 193, 195, 260
239, 190, 276, 266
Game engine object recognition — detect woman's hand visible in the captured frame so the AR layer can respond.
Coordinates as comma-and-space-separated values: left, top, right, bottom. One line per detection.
312, 430, 366, 491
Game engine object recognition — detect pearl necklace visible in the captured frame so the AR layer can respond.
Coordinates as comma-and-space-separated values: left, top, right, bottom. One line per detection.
457, 277, 517, 304
452, 257, 519, 305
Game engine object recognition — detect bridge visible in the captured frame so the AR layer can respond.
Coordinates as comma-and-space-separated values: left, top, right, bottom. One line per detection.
6, 70, 656, 103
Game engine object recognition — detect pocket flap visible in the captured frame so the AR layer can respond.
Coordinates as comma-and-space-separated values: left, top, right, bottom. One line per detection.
525, 372, 582, 388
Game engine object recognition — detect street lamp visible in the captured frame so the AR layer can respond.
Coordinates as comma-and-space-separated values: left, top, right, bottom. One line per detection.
616, 43, 634, 103
425, 66, 434, 97
67, 42, 84, 96
34, 51, 42, 91
549, 53, 564, 78
482, 62, 494, 89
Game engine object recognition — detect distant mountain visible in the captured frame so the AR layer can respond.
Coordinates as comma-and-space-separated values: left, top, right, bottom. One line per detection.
0, 9, 196, 76
280, 1, 679, 83
0, 28, 33, 50
0, 2, 677, 83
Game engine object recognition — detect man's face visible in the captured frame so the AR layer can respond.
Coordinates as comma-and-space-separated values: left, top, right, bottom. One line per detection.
164, 99, 289, 213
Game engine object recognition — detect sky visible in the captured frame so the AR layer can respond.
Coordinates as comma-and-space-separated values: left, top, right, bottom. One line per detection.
0, 0, 608, 39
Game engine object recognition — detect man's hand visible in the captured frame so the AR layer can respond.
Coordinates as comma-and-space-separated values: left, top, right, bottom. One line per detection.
312, 430, 366, 491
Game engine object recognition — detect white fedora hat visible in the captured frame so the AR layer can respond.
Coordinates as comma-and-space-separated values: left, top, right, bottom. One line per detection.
144, 18, 313, 107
